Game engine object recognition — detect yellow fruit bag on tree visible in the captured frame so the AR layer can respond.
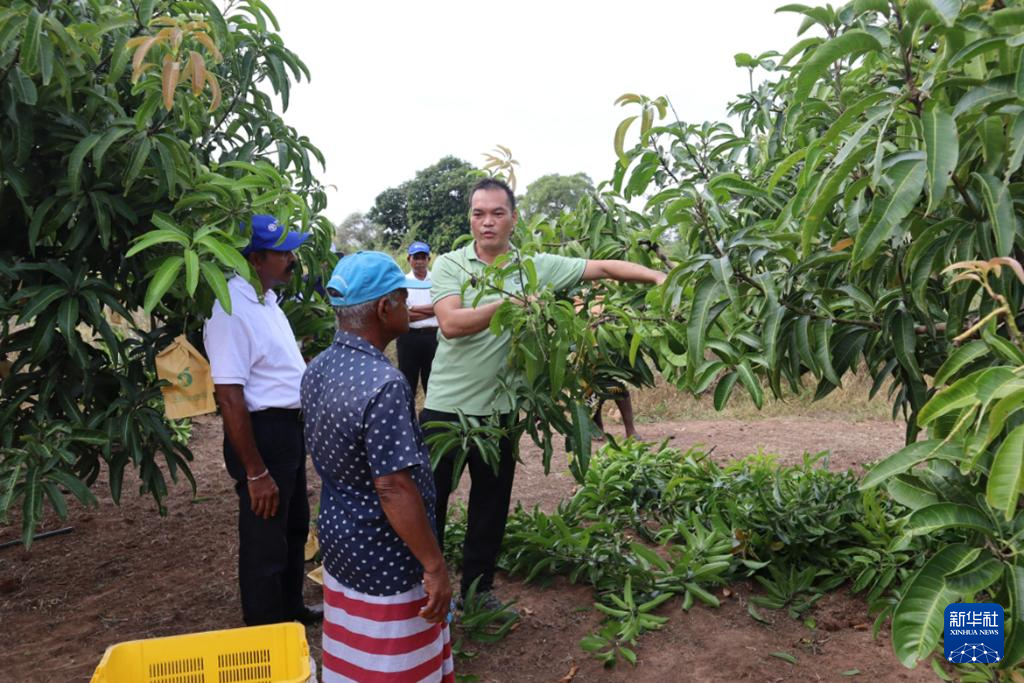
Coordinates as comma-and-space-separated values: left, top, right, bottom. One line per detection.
155, 335, 216, 419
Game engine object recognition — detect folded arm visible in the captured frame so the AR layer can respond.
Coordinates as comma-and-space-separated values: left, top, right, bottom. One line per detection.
434, 294, 503, 338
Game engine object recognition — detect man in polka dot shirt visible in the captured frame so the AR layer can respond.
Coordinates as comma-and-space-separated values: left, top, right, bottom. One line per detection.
302, 252, 455, 682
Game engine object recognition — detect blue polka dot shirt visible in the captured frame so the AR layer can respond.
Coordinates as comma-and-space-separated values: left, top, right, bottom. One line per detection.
301, 330, 437, 596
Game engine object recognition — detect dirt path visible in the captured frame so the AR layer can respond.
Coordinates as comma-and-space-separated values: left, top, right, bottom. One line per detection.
0, 415, 935, 682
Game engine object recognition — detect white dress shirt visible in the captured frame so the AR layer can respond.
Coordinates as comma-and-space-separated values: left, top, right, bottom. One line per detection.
405, 270, 437, 329
203, 276, 306, 412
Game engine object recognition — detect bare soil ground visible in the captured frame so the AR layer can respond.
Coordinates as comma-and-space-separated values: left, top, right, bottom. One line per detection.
0, 414, 937, 682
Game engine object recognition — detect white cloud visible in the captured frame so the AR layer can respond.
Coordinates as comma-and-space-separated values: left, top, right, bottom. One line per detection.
270, 1, 802, 222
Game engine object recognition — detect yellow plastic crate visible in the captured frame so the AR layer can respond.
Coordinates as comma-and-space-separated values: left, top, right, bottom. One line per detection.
90, 622, 311, 683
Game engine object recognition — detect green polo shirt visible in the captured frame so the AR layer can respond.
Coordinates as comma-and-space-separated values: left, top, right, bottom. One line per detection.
424, 242, 586, 415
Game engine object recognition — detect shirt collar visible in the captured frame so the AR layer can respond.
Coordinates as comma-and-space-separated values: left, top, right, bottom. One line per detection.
333, 329, 388, 361
229, 275, 278, 305
406, 269, 431, 281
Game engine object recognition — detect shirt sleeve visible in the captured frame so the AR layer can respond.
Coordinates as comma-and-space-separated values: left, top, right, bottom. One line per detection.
363, 380, 424, 478
203, 307, 253, 385
430, 254, 462, 304
535, 253, 587, 291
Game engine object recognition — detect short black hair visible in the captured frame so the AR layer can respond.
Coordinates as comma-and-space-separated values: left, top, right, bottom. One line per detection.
469, 177, 516, 214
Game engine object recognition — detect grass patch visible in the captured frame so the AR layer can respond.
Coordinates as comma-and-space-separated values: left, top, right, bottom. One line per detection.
621, 369, 895, 424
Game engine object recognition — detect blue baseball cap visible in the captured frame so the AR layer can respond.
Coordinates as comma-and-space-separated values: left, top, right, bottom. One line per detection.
327, 251, 430, 307
407, 241, 430, 255
241, 214, 310, 256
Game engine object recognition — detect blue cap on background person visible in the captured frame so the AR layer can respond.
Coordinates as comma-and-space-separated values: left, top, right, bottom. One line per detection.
327, 251, 430, 307
242, 214, 310, 256
407, 241, 430, 256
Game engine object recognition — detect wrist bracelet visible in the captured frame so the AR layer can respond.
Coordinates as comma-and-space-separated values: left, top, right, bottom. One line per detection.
247, 468, 270, 482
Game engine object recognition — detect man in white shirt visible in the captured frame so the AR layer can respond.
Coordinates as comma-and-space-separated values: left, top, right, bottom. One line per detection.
396, 241, 438, 398
203, 214, 321, 627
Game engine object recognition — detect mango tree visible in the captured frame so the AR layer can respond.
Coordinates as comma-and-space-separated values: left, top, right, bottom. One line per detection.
462, 0, 1024, 674
0, 0, 333, 545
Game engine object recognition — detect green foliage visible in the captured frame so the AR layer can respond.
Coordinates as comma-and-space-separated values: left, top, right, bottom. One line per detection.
1, 0, 332, 545
367, 156, 485, 251
497, 440, 928, 667
588, 0, 1024, 671
518, 172, 595, 221
334, 211, 383, 253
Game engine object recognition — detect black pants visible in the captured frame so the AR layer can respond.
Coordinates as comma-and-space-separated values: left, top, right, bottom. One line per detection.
223, 408, 310, 626
420, 408, 515, 595
397, 328, 438, 397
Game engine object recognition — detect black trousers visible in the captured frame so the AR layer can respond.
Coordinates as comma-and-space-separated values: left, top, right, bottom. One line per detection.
397, 327, 439, 397
223, 408, 310, 626
420, 408, 515, 595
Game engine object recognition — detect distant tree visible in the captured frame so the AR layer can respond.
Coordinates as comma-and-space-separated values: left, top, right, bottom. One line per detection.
335, 212, 381, 253
366, 156, 484, 252
520, 173, 595, 220
367, 186, 409, 247
404, 156, 485, 252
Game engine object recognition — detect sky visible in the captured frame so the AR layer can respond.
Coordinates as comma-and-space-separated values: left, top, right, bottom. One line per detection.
269, 1, 804, 224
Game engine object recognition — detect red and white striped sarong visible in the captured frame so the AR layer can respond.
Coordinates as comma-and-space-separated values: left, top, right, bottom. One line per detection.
322, 570, 455, 682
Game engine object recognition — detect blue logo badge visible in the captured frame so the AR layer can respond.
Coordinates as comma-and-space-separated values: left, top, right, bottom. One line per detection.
945, 603, 1004, 664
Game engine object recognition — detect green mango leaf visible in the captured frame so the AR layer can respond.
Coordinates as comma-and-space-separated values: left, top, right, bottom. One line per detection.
568, 401, 592, 479
629, 542, 670, 572
614, 115, 637, 167
714, 371, 739, 411
143, 256, 184, 313
794, 30, 883, 101
905, 503, 996, 536
57, 296, 79, 349
859, 440, 964, 489
68, 133, 102, 195
922, 103, 958, 215
16, 284, 65, 323
945, 556, 1004, 596
687, 278, 724, 379
92, 127, 133, 174
801, 143, 874, 257
886, 475, 939, 510
196, 233, 250, 274
549, 338, 568, 394
921, 0, 961, 27
200, 262, 231, 315
125, 228, 191, 257
933, 340, 988, 386
972, 172, 1016, 257
737, 360, 764, 409
184, 249, 200, 297
852, 160, 926, 267
986, 424, 1024, 520
1001, 565, 1024, 669
891, 309, 922, 383
892, 544, 975, 668
20, 9, 43, 75
918, 367, 1020, 426
9, 66, 37, 105
762, 301, 785, 372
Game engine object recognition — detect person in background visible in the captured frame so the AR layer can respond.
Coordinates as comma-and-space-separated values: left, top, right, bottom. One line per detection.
302, 251, 454, 683
203, 214, 322, 627
396, 241, 438, 399
422, 177, 667, 609
592, 387, 642, 440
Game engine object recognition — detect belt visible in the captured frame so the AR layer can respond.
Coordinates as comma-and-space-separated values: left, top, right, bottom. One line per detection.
251, 407, 302, 421
407, 327, 439, 334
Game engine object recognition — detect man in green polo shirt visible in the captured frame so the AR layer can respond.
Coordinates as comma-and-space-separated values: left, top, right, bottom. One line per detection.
422, 177, 666, 606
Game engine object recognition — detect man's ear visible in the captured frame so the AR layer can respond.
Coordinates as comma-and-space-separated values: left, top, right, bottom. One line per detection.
376, 295, 390, 321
